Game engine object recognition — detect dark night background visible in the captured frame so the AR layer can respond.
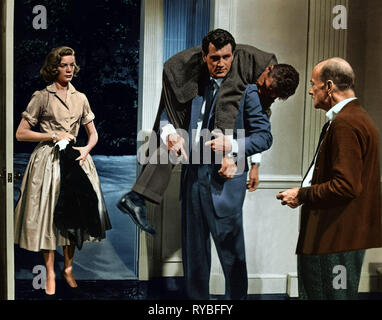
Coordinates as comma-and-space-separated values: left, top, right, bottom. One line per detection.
14, 0, 140, 155
13, 0, 141, 282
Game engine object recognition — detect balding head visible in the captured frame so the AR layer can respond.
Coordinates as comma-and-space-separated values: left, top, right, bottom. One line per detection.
316, 57, 355, 92
309, 58, 356, 110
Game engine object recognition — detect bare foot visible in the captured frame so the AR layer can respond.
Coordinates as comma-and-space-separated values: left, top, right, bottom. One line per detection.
62, 267, 78, 288
45, 272, 56, 295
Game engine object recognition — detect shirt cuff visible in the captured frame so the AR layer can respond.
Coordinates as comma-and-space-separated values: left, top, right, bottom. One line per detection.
160, 123, 177, 146
250, 153, 262, 164
225, 135, 238, 157
21, 111, 38, 127
81, 112, 95, 125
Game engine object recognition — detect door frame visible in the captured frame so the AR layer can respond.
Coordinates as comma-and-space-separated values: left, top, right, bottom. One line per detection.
0, 0, 15, 301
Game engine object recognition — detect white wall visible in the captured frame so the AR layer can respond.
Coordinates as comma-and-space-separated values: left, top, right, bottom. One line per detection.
210, 0, 382, 295
148, 0, 382, 296
210, 0, 309, 294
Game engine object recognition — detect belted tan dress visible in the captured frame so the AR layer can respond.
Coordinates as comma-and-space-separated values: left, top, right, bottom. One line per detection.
14, 83, 111, 252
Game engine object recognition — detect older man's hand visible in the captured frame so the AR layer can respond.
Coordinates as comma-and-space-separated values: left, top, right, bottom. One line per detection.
276, 187, 302, 209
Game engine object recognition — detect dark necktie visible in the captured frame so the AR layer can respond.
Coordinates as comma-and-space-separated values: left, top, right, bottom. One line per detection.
198, 79, 217, 164
301, 121, 330, 186
314, 121, 330, 155
201, 79, 217, 130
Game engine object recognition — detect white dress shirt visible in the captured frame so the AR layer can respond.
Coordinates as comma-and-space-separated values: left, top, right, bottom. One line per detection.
302, 97, 357, 187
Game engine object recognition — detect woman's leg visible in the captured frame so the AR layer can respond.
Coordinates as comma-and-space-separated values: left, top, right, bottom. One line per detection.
62, 244, 78, 288
42, 250, 56, 295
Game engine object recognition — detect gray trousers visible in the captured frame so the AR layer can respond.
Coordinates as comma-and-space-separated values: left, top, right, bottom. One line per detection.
132, 72, 189, 204
132, 147, 174, 204
298, 250, 365, 300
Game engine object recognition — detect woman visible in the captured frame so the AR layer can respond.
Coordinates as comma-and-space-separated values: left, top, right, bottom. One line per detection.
14, 46, 111, 298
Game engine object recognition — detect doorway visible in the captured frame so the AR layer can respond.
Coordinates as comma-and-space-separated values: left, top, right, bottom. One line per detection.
12, 0, 141, 297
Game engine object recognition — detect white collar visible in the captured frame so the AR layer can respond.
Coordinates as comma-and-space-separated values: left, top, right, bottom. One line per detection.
326, 97, 357, 121
210, 77, 223, 88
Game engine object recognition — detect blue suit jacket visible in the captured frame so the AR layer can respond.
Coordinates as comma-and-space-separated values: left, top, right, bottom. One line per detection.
181, 84, 273, 217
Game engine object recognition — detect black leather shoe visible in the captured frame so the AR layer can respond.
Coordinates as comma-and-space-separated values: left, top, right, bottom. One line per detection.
61, 270, 84, 299
44, 292, 57, 300
117, 191, 156, 235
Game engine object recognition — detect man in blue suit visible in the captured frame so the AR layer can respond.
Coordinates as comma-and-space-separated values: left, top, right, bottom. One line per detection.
118, 29, 300, 236
161, 29, 299, 299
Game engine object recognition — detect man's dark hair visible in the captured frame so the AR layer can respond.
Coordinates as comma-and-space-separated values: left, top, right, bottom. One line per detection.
269, 64, 299, 100
202, 29, 236, 55
319, 59, 355, 91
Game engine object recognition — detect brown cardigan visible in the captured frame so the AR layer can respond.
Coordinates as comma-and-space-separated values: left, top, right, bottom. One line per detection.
297, 99, 382, 255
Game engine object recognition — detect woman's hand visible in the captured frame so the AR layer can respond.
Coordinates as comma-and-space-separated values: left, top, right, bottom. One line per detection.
56, 131, 76, 142
71, 121, 98, 166
72, 145, 90, 166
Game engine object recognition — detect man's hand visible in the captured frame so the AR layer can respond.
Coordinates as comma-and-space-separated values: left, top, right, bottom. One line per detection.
247, 164, 259, 192
218, 156, 237, 179
276, 187, 302, 209
205, 130, 232, 154
167, 133, 188, 161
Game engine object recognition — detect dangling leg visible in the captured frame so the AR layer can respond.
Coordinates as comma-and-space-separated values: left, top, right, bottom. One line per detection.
42, 250, 56, 295
62, 244, 78, 288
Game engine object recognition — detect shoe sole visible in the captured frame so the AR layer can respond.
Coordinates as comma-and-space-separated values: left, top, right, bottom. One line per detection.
116, 202, 156, 235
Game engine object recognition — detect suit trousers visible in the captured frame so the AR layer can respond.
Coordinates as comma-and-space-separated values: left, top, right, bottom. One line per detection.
132, 145, 174, 204
132, 72, 189, 204
181, 165, 248, 300
297, 250, 365, 300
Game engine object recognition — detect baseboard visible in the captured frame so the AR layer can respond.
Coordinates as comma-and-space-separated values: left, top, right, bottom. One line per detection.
359, 273, 382, 293
160, 262, 183, 277
160, 263, 382, 295
210, 273, 288, 295
287, 272, 298, 297
209, 272, 382, 297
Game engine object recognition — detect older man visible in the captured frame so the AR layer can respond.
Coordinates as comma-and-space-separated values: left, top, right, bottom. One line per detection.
277, 58, 382, 299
